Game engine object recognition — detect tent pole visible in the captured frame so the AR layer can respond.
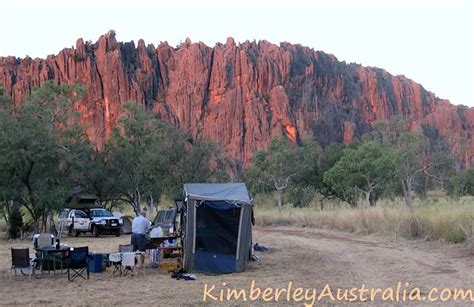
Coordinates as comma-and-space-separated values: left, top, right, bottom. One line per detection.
236, 206, 244, 261
192, 202, 196, 254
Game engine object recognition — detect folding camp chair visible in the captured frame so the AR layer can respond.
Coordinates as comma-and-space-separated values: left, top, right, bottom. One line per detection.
11, 248, 35, 279
109, 252, 122, 276
121, 252, 136, 276
67, 247, 89, 281
119, 244, 133, 252
109, 244, 134, 276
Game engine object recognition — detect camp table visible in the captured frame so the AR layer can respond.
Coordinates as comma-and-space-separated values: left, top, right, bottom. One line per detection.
147, 236, 178, 247
35, 246, 70, 276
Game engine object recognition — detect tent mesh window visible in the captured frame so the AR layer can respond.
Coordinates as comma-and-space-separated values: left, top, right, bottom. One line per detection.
195, 201, 241, 255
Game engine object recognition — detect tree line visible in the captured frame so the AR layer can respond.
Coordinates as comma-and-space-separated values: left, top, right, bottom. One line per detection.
245, 119, 472, 212
0, 83, 224, 237
1, 82, 472, 238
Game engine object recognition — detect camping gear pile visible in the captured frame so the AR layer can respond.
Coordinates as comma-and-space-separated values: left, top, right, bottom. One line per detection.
10, 182, 259, 281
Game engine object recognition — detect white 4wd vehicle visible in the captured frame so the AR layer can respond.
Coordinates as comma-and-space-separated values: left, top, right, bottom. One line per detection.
60, 208, 123, 237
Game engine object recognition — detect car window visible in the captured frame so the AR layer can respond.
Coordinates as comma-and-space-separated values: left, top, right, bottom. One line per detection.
155, 209, 176, 225
153, 211, 163, 224
165, 210, 174, 222
90, 209, 113, 217
75, 210, 87, 218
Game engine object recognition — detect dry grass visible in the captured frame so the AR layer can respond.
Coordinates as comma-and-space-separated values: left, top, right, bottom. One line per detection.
255, 196, 474, 244
1, 227, 473, 305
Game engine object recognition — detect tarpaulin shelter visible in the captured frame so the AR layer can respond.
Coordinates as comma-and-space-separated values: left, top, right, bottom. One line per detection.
182, 183, 254, 273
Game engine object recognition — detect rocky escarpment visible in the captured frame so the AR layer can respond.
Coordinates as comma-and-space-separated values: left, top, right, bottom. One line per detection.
1, 30, 472, 171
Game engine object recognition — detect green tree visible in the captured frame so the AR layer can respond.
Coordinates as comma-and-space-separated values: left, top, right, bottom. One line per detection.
323, 141, 394, 207
317, 143, 346, 209
8, 205, 23, 239
161, 136, 228, 199
287, 138, 322, 207
105, 102, 220, 215
246, 137, 304, 213
369, 118, 455, 207
390, 131, 436, 208
0, 82, 87, 233
106, 103, 167, 215
78, 147, 120, 210
446, 169, 474, 197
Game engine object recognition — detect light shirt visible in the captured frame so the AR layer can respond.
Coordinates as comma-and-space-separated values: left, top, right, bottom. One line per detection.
132, 215, 151, 235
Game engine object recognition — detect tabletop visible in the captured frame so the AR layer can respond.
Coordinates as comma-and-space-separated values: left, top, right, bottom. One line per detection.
35, 246, 70, 252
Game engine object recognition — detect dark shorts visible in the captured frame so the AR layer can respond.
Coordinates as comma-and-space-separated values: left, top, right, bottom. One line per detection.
131, 233, 146, 252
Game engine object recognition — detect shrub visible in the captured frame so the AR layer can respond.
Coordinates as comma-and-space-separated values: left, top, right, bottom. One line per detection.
8, 208, 23, 239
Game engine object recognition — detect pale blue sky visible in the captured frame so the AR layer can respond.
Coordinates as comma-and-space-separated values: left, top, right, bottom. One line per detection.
1, 0, 473, 106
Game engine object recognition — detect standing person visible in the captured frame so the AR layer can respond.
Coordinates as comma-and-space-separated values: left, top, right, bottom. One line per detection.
131, 208, 151, 268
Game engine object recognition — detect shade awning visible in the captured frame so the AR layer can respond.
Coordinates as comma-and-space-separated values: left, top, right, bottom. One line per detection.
183, 183, 253, 205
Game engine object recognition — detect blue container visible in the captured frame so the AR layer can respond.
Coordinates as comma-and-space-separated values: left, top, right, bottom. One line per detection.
88, 253, 104, 273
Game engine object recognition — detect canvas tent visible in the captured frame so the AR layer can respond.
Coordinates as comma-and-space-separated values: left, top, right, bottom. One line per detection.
182, 183, 254, 274
68, 194, 100, 209
113, 213, 133, 234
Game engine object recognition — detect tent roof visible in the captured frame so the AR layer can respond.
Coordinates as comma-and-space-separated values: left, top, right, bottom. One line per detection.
68, 194, 100, 209
184, 183, 253, 205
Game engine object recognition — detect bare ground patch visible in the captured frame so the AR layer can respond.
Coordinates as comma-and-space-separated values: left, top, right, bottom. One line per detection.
0, 227, 472, 306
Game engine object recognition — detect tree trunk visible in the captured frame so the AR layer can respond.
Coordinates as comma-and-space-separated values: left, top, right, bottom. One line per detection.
401, 178, 413, 208
33, 209, 41, 234
276, 190, 283, 214
349, 199, 358, 208
364, 191, 371, 208
2, 201, 12, 239
130, 189, 142, 216
369, 193, 376, 207
146, 195, 157, 216
132, 200, 140, 217
26, 184, 41, 233
47, 209, 57, 236
41, 213, 48, 233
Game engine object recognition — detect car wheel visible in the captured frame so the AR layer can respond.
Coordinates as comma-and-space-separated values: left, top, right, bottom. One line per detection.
92, 225, 99, 237
115, 229, 121, 237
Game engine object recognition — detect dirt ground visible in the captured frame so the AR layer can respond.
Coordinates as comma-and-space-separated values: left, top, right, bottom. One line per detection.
0, 227, 472, 306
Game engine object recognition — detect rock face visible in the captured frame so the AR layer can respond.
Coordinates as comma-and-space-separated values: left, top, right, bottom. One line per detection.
1, 31, 473, 171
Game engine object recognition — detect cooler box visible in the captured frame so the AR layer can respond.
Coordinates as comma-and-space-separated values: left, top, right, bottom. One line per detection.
88, 253, 104, 273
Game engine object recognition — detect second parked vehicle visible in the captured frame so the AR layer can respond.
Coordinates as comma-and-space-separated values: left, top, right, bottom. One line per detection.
59, 194, 123, 237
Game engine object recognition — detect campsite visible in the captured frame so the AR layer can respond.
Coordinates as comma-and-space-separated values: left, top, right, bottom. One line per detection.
1, 184, 473, 305
1, 183, 471, 305
1, 225, 473, 305
1, 0, 474, 306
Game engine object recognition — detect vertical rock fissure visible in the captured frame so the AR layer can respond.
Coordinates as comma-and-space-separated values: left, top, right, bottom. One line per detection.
94, 62, 105, 100
197, 48, 215, 137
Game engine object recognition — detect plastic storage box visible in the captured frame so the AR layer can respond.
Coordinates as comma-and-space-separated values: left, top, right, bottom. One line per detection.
88, 253, 104, 273
160, 261, 180, 271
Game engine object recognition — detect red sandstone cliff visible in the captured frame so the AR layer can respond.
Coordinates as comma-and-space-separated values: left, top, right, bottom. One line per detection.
1, 31, 472, 170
